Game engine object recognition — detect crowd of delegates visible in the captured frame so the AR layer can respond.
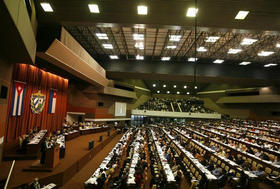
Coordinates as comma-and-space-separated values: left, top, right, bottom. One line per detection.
138, 97, 216, 114
170, 119, 280, 187
138, 98, 171, 111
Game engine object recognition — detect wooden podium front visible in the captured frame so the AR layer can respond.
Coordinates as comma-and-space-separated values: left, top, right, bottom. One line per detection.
45, 146, 60, 168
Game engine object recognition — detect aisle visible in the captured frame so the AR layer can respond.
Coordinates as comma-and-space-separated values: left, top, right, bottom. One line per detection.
61, 133, 123, 189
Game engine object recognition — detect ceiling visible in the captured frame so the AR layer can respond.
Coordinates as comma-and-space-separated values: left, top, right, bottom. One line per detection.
65, 25, 280, 65
34, 0, 280, 86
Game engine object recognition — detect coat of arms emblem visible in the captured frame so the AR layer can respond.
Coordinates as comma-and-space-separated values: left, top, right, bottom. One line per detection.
30, 91, 46, 114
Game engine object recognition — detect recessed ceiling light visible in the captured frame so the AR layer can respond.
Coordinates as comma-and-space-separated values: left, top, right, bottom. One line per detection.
228, 48, 242, 54
163, 84, 166, 88
167, 91, 170, 94
194, 86, 198, 89
241, 38, 258, 46
169, 35, 181, 41
161, 57, 171, 61
187, 92, 190, 95
157, 90, 160, 93
239, 61, 251, 66
96, 33, 108, 40
205, 36, 220, 43
136, 55, 144, 60
235, 11, 249, 20
264, 63, 277, 67
258, 51, 274, 57
40, 2, 53, 12
137, 5, 148, 15
133, 34, 144, 40
186, 7, 198, 17
188, 57, 198, 62
109, 55, 118, 59
184, 85, 187, 89
103, 44, 113, 49
166, 45, 177, 49
88, 4, 100, 13
135, 42, 144, 49
276, 43, 280, 48
177, 91, 180, 94
213, 59, 224, 64
152, 84, 156, 87
197, 46, 207, 52
173, 85, 177, 88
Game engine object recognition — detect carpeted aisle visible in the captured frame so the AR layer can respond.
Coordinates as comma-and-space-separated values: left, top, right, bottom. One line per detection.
61, 133, 123, 189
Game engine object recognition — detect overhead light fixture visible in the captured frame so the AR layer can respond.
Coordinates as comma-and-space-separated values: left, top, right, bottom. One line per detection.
137, 5, 148, 15
173, 85, 177, 88
264, 63, 277, 67
184, 85, 187, 89
161, 57, 171, 61
239, 61, 251, 66
177, 91, 180, 94
228, 48, 242, 54
109, 55, 118, 59
187, 92, 190, 95
152, 84, 156, 87
157, 90, 160, 93
169, 35, 181, 42
167, 91, 170, 94
194, 86, 198, 89
276, 43, 280, 48
163, 84, 166, 88
88, 4, 100, 13
188, 57, 198, 62
136, 55, 144, 60
166, 45, 177, 49
205, 36, 220, 43
235, 11, 249, 20
103, 44, 113, 49
40, 2, 53, 12
258, 51, 274, 57
241, 38, 258, 45
96, 33, 108, 40
133, 34, 144, 40
186, 7, 198, 17
135, 42, 144, 49
213, 59, 224, 64
197, 46, 207, 52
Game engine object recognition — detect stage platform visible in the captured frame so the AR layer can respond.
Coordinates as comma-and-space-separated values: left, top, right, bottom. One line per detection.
0, 129, 119, 188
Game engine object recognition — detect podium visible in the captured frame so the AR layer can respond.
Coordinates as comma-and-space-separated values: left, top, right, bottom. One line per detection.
45, 146, 60, 168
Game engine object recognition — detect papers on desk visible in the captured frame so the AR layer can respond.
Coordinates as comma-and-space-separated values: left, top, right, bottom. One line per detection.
41, 183, 56, 189
171, 129, 217, 181
63, 130, 78, 135
127, 131, 141, 185
151, 130, 176, 183
85, 130, 132, 185
57, 135, 65, 148
28, 130, 47, 145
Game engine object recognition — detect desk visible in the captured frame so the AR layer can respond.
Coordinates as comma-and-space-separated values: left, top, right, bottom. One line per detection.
27, 130, 47, 153
64, 130, 80, 141
80, 127, 109, 135
45, 146, 60, 168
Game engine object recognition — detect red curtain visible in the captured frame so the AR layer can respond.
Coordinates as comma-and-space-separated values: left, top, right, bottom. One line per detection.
5, 64, 68, 142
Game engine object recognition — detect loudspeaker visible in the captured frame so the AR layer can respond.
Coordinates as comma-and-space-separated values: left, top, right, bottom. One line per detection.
0, 85, 8, 99
99, 136, 103, 142
88, 140, 94, 150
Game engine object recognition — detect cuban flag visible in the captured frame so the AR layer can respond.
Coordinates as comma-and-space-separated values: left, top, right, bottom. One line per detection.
48, 90, 57, 114
11, 82, 26, 116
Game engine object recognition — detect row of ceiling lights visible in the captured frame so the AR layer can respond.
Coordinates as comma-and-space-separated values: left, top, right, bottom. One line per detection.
105, 33, 279, 67
157, 91, 191, 95
153, 84, 198, 89
40, 3, 249, 19
40, 3, 279, 67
